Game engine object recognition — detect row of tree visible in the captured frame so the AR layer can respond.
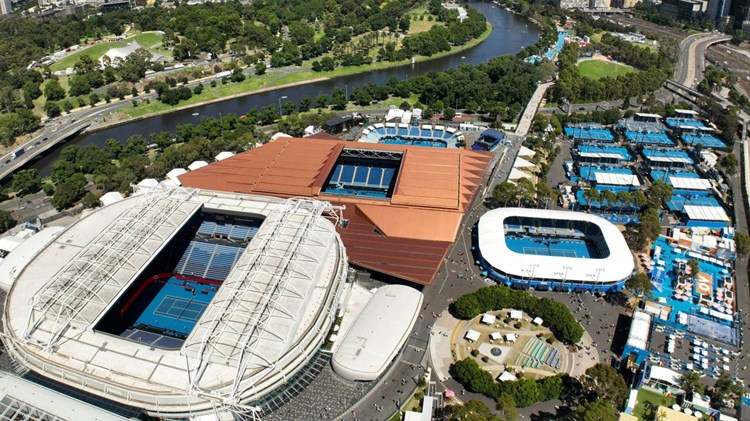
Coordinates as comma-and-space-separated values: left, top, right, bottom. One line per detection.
452, 285, 584, 344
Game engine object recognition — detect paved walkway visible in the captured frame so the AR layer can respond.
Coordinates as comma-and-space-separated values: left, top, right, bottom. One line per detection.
515, 82, 553, 136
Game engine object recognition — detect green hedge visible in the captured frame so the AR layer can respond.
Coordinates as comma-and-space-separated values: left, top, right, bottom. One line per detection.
453, 358, 569, 407
453, 285, 584, 344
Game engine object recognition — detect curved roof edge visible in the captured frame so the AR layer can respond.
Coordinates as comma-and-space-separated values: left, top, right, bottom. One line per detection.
332, 285, 423, 381
0, 226, 65, 293
478, 207, 634, 284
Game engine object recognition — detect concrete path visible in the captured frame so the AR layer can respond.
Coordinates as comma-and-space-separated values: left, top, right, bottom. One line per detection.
515, 82, 553, 136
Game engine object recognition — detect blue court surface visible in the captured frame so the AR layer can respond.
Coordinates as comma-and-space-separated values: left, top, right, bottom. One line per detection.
578, 166, 635, 182
324, 162, 396, 198
134, 277, 218, 338
576, 145, 630, 161
505, 234, 600, 258
625, 131, 673, 145
564, 127, 615, 142
681, 134, 725, 148
665, 118, 706, 129
379, 138, 446, 148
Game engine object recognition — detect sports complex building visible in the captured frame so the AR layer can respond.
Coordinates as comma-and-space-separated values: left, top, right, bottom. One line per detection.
178, 137, 492, 286
2, 187, 350, 418
476, 208, 634, 292
359, 122, 465, 148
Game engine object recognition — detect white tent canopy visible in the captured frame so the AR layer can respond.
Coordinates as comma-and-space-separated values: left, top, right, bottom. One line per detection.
166, 168, 187, 185
465, 329, 480, 342
187, 161, 208, 171
99, 192, 124, 207
505, 333, 517, 342
512, 157, 535, 169
517, 146, 536, 157
490, 332, 502, 341
215, 151, 235, 161
509, 309, 523, 320
626, 310, 652, 350
508, 168, 533, 181
684, 205, 730, 222
481, 313, 496, 325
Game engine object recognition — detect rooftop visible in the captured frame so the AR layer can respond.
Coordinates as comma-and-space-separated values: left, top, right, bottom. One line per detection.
179, 138, 492, 284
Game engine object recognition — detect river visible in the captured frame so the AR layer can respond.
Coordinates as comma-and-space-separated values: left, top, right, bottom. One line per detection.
33, 2, 540, 176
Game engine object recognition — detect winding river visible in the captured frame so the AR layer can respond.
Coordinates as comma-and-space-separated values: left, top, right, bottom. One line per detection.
33, 2, 540, 176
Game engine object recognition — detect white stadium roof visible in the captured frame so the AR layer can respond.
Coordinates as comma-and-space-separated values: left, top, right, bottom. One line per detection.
594, 172, 640, 187
513, 157, 535, 169
669, 176, 711, 190
2, 188, 348, 417
478, 208, 634, 285
684, 205, 730, 222
332, 285, 423, 381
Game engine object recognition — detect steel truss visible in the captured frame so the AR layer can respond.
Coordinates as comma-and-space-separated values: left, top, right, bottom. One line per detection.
185, 198, 343, 410
339, 147, 403, 161
22, 187, 198, 351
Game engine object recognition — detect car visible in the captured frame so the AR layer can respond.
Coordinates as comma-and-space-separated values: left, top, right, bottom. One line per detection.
42, 137, 48, 141
578, 107, 585, 111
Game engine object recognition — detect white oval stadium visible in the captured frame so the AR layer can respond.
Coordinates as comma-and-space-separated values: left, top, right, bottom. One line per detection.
477, 208, 634, 292
1, 187, 348, 418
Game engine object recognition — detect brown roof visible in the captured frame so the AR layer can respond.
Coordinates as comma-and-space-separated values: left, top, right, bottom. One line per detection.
179, 137, 492, 285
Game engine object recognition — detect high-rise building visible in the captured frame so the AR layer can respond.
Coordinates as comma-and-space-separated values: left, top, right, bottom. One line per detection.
729, 0, 750, 27
707, 0, 731, 21
0, 0, 12, 15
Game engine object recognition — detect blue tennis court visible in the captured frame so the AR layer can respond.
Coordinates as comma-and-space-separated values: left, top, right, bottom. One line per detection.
505, 234, 600, 258
625, 131, 674, 145
564, 127, 615, 142
681, 134, 725, 148
379, 138, 446, 148
133, 277, 217, 338
665, 118, 706, 129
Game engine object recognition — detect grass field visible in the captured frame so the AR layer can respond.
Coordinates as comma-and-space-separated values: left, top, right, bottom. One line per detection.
50, 32, 166, 71
632, 388, 675, 420
577, 59, 637, 80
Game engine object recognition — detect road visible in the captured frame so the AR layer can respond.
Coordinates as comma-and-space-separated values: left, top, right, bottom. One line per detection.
0, 96, 151, 181
674, 33, 731, 88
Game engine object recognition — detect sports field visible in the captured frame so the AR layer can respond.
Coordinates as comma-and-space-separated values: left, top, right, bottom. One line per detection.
577, 59, 637, 80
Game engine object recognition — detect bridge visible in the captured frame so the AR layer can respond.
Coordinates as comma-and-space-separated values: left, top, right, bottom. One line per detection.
664, 79, 705, 101
0, 121, 91, 181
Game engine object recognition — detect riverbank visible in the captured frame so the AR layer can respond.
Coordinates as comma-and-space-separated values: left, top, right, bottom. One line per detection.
94, 23, 494, 131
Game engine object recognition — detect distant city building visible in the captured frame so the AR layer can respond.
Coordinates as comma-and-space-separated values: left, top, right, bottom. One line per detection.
660, 0, 708, 20
729, 0, 750, 29
558, 0, 611, 9
0, 0, 11, 15
706, 0, 731, 22
611, 0, 642, 8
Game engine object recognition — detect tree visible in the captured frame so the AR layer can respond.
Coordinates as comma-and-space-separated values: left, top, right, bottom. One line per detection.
495, 393, 517, 421
443, 107, 456, 121
81, 192, 100, 209
735, 232, 749, 257
645, 180, 673, 208
89, 92, 100, 106
626, 272, 652, 297
687, 259, 700, 278
255, 62, 267, 75
711, 371, 744, 409
583, 188, 600, 208
0, 210, 16, 234
44, 101, 61, 118
44, 79, 66, 101
445, 400, 500, 421
11, 169, 42, 195
399, 16, 411, 32
51, 174, 87, 210
577, 399, 617, 421
580, 364, 628, 407
680, 372, 705, 397
719, 153, 738, 175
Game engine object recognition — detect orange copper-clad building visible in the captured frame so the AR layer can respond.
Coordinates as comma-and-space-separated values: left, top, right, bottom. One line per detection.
179, 137, 492, 285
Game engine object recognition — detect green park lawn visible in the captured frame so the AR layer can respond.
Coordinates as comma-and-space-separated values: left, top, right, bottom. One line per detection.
632, 388, 675, 420
50, 32, 165, 71
577, 59, 637, 80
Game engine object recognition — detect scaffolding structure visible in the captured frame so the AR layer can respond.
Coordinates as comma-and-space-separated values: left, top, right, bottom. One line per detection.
22, 187, 199, 351
184, 197, 343, 410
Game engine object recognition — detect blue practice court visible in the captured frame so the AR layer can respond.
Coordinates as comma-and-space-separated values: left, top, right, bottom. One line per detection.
564, 127, 615, 142
505, 234, 600, 258
665, 118, 706, 129
625, 131, 673, 145
133, 276, 218, 338
681, 134, 725, 148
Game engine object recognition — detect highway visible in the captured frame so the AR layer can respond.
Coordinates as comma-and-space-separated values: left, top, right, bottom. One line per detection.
674, 33, 730, 88
0, 96, 153, 181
